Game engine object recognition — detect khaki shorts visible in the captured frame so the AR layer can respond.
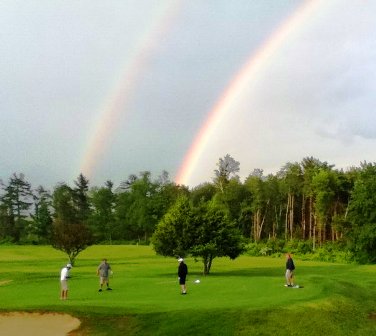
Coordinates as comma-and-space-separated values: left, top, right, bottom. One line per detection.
61, 280, 68, 291
100, 276, 109, 284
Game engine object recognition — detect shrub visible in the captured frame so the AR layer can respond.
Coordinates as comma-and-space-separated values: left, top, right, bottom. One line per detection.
244, 242, 265, 256
266, 238, 285, 253
296, 240, 313, 254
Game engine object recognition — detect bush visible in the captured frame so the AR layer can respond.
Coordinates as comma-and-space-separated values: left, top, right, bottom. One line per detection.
243, 238, 356, 264
304, 241, 355, 263
0, 236, 15, 245
296, 240, 313, 254
259, 246, 272, 256
284, 239, 300, 254
266, 238, 285, 253
244, 242, 266, 256
282, 239, 314, 255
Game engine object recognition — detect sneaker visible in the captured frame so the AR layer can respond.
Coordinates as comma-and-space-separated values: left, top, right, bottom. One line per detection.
106, 287, 112, 291
98, 289, 102, 292
182, 292, 187, 295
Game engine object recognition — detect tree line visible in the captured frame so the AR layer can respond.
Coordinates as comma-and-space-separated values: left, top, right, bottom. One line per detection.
0, 155, 375, 267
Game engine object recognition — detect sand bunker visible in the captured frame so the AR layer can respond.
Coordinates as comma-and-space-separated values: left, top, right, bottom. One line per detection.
0, 312, 81, 336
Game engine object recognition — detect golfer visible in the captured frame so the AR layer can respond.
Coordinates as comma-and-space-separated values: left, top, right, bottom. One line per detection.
178, 258, 188, 295
60, 263, 72, 300
97, 258, 112, 291
285, 253, 295, 287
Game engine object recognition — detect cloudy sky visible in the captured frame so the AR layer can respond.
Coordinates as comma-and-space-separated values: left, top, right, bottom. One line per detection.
1, 0, 375, 190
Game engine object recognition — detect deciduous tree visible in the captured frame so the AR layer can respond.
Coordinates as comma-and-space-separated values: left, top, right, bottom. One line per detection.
89, 180, 117, 243
51, 183, 92, 264
347, 162, 376, 263
214, 154, 240, 192
152, 197, 244, 274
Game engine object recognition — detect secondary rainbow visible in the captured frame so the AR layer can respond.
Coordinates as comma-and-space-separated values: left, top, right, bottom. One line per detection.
79, 1, 182, 181
175, 0, 332, 186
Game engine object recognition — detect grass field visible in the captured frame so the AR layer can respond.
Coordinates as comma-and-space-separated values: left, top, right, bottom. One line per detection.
0, 245, 375, 335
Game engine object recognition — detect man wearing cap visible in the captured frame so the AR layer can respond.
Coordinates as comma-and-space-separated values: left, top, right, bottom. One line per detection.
60, 263, 72, 300
178, 258, 188, 294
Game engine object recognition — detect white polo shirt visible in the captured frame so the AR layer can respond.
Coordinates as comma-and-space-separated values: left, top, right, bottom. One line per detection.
60, 267, 69, 281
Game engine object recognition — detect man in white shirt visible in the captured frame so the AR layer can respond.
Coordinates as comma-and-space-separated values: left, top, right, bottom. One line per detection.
60, 263, 72, 300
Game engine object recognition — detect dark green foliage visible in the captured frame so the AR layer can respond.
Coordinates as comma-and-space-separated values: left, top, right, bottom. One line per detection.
1, 157, 376, 266
73, 173, 91, 222
244, 239, 351, 263
213, 178, 250, 222
151, 196, 194, 258
52, 183, 78, 223
51, 219, 93, 265
51, 179, 93, 264
115, 172, 186, 243
191, 203, 244, 274
0, 202, 14, 242
29, 186, 53, 243
0, 173, 33, 242
152, 197, 244, 274
190, 182, 216, 206
347, 162, 376, 263
89, 181, 117, 243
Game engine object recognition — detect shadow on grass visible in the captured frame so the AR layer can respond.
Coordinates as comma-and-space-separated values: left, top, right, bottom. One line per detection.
188, 264, 349, 277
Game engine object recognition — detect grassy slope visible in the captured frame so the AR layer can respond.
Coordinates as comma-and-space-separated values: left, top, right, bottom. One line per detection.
0, 245, 375, 335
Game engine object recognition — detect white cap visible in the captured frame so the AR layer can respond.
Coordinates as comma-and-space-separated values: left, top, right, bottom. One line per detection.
66, 263, 72, 268
178, 258, 184, 263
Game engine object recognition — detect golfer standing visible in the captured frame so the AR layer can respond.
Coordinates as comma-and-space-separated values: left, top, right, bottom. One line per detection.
97, 258, 112, 292
285, 253, 295, 287
60, 263, 72, 300
178, 258, 188, 295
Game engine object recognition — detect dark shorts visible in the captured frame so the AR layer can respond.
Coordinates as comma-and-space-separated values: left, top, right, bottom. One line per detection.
179, 276, 186, 285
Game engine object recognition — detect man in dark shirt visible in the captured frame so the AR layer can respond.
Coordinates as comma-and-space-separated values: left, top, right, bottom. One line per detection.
178, 258, 188, 294
285, 253, 295, 287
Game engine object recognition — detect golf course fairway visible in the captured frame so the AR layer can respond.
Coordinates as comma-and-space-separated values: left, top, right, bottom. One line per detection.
0, 245, 375, 335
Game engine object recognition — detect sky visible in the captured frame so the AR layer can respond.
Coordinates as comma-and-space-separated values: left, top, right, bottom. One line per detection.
1, 0, 376, 190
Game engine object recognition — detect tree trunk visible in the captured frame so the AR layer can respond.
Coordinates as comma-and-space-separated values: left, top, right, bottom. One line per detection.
203, 255, 213, 275
301, 194, 306, 239
309, 197, 313, 239
285, 195, 289, 240
313, 215, 316, 250
285, 193, 294, 240
290, 195, 294, 240
257, 200, 269, 241
254, 210, 262, 242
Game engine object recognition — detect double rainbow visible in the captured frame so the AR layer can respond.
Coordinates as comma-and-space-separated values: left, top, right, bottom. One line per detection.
175, 0, 332, 186
79, 0, 334, 187
79, 1, 182, 180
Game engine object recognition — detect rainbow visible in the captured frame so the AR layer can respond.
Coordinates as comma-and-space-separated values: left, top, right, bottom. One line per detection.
175, 0, 332, 186
79, 1, 182, 181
